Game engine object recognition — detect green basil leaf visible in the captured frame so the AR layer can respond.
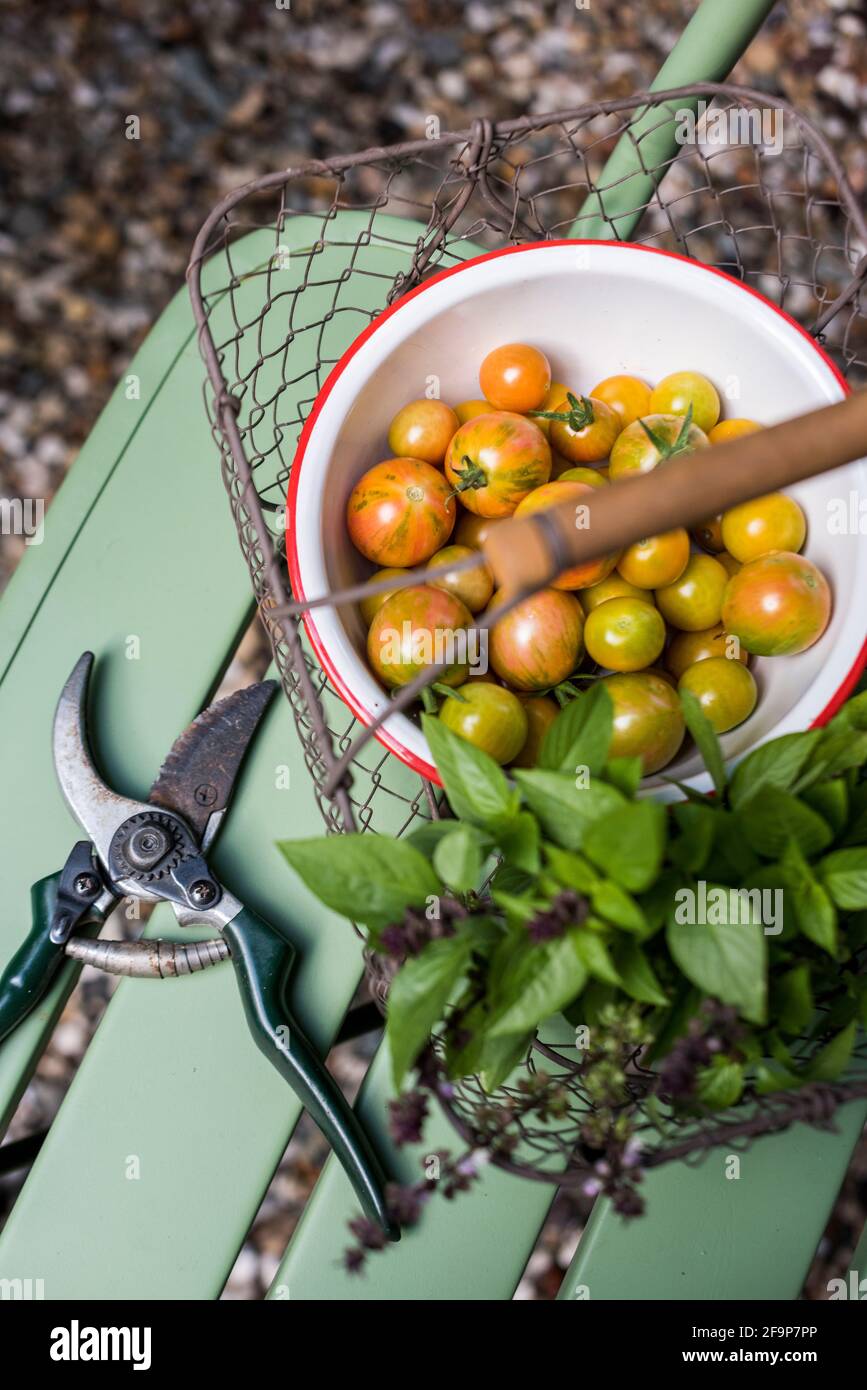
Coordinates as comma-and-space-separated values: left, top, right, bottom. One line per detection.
828, 690, 867, 731
795, 730, 867, 792
696, 1056, 745, 1109
805, 1021, 857, 1082
801, 779, 848, 838
422, 714, 518, 830
478, 1031, 536, 1093
591, 879, 647, 934
583, 800, 667, 892
728, 730, 822, 809
779, 840, 838, 955
386, 934, 474, 1088
666, 889, 767, 1023
407, 818, 468, 857
512, 769, 625, 851
433, 825, 483, 893
574, 929, 621, 986
604, 755, 643, 798
539, 682, 613, 776
487, 929, 588, 1038
614, 939, 668, 1006
498, 810, 541, 875
772, 963, 814, 1036
679, 688, 726, 795
670, 801, 717, 875
278, 833, 440, 929
543, 844, 599, 893
817, 847, 867, 909
737, 786, 833, 859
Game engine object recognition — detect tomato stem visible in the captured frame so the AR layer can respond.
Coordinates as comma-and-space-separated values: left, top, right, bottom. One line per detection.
419, 686, 439, 714
529, 391, 595, 431
447, 455, 487, 498
638, 403, 695, 461
432, 682, 467, 702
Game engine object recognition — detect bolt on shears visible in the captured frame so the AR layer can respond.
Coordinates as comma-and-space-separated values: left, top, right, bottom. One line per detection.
0, 652, 397, 1239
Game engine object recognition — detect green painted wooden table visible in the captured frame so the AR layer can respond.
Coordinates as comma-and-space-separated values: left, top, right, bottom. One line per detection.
1, 202, 863, 1299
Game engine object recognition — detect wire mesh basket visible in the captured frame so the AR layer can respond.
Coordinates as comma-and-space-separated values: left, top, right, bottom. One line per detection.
188, 84, 867, 1192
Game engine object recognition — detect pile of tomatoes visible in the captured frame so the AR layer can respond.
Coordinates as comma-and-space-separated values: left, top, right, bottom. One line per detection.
346, 343, 832, 774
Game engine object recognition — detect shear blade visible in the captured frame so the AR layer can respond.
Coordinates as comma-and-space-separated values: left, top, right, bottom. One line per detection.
149, 679, 278, 841
53, 652, 154, 865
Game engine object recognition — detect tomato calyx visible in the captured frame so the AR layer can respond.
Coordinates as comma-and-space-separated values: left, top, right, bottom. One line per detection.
638, 404, 695, 461
550, 676, 596, 706
530, 390, 595, 431
448, 454, 489, 497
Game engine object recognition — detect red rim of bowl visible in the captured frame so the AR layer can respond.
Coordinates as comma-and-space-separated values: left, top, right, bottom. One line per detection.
286, 239, 867, 787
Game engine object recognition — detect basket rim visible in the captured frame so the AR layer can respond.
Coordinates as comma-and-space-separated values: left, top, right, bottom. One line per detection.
286, 236, 867, 784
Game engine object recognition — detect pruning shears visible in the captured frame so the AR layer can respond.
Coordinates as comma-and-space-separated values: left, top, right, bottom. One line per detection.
0, 652, 397, 1240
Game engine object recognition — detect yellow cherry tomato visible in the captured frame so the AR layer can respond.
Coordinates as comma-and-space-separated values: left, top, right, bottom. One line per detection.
584, 597, 666, 672
590, 374, 652, 429
617, 530, 690, 590
429, 543, 494, 613
665, 623, 749, 681
455, 399, 492, 425
557, 466, 608, 489
650, 371, 721, 434
678, 657, 757, 733
579, 573, 656, 615
387, 399, 460, 466
655, 553, 729, 631
708, 418, 761, 445
720, 492, 807, 564
359, 568, 408, 627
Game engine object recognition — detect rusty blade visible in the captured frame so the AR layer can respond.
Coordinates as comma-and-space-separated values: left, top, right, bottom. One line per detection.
149, 680, 278, 841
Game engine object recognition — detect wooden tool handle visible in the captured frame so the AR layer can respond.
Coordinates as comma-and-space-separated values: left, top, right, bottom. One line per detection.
482, 389, 867, 595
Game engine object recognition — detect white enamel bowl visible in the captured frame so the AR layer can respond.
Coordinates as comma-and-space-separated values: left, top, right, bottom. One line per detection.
287, 241, 867, 794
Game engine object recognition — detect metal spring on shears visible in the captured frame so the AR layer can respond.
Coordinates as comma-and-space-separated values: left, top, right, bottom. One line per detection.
64, 936, 230, 978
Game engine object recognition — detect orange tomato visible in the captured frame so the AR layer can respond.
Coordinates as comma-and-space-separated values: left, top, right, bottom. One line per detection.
721, 551, 831, 656
488, 587, 584, 691
720, 492, 807, 563
387, 399, 459, 466
513, 480, 619, 590
479, 343, 551, 413
708, 418, 761, 445
347, 458, 455, 567
590, 374, 652, 429
455, 399, 492, 425
444, 412, 551, 518
454, 512, 508, 550
617, 530, 690, 590
692, 516, 725, 553
367, 586, 471, 688
537, 391, 620, 464
655, 554, 729, 632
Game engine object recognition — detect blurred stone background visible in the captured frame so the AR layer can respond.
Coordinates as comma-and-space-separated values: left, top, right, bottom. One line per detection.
1, 0, 865, 1298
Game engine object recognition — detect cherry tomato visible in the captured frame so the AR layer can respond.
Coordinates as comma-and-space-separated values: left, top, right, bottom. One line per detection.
439, 682, 529, 765
708, 418, 761, 445
454, 512, 508, 550
387, 400, 459, 466
488, 587, 584, 691
665, 623, 749, 681
650, 371, 721, 433
530, 381, 571, 437
589, 374, 652, 429
721, 551, 831, 656
535, 391, 620, 464
429, 543, 494, 613
347, 458, 455, 567
513, 480, 620, 590
445, 412, 551, 517
557, 466, 608, 489
455, 399, 492, 425
678, 657, 757, 733
617, 529, 690, 590
609, 413, 708, 479
692, 516, 725, 553
656, 553, 729, 632
584, 597, 666, 672
511, 695, 559, 768
359, 567, 408, 627
479, 343, 551, 413
579, 573, 655, 615
367, 585, 471, 688
720, 492, 807, 564
640, 666, 677, 687
602, 672, 686, 775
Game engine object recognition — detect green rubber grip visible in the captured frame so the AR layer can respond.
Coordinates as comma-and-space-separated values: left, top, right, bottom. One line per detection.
0, 873, 66, 1047
222, 905, 399, 1240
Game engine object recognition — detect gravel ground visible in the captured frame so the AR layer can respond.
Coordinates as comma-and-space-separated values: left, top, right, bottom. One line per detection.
1, 0, 865, 1300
